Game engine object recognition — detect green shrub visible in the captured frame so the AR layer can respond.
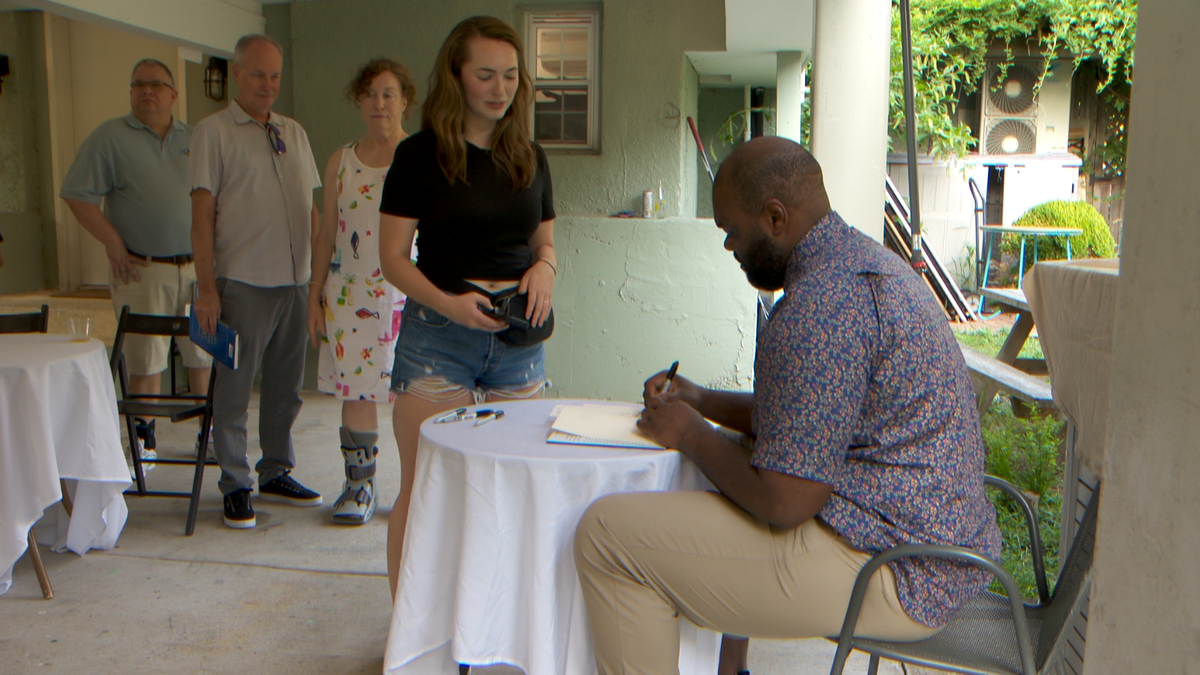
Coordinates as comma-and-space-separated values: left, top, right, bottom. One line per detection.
1001, 200, 1117, 273
981, 400, 1065, 599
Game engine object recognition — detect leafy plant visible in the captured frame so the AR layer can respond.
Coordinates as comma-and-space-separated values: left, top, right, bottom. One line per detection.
1002, 199, 1117, 272
950, 243, 978, 290
953, 328, 1064, 599
887, 0, 1137, 164
981, 398, 1064, 598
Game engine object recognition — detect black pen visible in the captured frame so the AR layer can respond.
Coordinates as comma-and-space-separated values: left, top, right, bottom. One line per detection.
662, 360, 680, 394
475, 410, 505, 427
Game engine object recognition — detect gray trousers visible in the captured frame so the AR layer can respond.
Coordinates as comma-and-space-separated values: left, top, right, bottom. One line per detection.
213, 279, 308, 495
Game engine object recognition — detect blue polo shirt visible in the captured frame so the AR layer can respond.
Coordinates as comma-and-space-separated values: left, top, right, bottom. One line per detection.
60, 114, 193, 257
751, 212, 1002, 628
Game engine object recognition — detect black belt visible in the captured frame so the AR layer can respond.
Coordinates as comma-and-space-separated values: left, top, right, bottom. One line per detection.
127, 248, 194, 265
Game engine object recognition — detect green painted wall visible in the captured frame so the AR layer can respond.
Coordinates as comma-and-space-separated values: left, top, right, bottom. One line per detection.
0, 11, 54, 293
546, 216, 755, 399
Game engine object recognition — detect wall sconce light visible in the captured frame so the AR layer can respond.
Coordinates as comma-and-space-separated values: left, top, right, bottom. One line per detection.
0, 55, 10, 97
204, 57, 227, 101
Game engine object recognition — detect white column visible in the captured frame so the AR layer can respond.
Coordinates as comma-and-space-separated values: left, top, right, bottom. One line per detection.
809, 0, 891, 242
1085, 3, 1200, 674
776, 51, 808, 143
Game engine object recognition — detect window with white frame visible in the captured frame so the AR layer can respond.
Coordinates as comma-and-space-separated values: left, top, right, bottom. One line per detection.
525, 8, 601, 150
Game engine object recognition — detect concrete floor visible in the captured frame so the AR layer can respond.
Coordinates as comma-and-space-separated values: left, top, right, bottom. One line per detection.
1, 294, 931, 675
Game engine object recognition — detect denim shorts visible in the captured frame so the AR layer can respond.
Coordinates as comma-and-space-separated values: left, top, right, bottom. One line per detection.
390, 299, 546, 399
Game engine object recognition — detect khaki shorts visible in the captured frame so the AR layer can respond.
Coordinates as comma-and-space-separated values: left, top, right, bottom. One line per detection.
110, 261, 212, 376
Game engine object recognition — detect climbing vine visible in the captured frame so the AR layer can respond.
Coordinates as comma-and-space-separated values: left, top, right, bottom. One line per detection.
888, 0, 1137, 174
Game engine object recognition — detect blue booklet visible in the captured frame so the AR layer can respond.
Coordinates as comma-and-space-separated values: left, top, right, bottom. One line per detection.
188, 305, 240, 370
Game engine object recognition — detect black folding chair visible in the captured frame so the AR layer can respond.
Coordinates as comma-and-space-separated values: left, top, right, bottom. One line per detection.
0, 304, 50, 334
828, 476, 1100, 675
110, 305, 217, 535
0, 305, 58, 598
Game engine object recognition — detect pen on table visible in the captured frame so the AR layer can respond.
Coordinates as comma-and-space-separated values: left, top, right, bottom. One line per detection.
661, 360, 680, 395
475, 410, 504, 427
434, 408, 468, 423
435, 408, 498, 424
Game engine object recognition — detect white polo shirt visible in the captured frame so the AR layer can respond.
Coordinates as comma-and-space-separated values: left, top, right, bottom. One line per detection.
190, 100, 321, 287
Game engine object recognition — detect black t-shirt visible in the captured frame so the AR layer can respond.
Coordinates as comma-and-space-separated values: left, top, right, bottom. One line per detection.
379, 129, 555, 293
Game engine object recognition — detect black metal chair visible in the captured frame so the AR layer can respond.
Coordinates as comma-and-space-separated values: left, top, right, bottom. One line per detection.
829, 476, 1099, 675
110, 305, 217, 535
0, 304, 57, 598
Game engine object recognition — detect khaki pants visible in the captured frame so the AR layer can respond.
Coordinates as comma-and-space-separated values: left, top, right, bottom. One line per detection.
109, 261, 211, 375
574, 491, 937, 675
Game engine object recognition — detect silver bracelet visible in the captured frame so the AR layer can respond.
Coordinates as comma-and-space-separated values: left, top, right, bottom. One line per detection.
537, 257, 557, 276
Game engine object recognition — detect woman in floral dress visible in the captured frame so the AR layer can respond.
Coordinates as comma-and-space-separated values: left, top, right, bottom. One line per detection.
307, 58, 418, 525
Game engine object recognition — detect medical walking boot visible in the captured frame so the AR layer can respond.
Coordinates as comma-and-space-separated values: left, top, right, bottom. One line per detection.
331, 427, 379, 525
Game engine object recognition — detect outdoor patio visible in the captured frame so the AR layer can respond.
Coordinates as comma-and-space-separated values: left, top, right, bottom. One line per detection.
1, 296, 932, 675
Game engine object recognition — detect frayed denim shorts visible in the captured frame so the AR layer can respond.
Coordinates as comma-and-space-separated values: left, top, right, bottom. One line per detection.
390, 299, 546, 401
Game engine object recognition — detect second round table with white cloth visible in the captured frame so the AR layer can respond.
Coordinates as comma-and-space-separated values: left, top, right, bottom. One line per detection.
384, 399, 720, 675
0, 334, 130, 595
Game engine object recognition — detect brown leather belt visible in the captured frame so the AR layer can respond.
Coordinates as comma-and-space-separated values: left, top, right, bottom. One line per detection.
127, 247, 194, 265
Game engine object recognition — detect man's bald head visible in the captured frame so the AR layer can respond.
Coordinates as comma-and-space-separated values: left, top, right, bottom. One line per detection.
714, 136, 831, 227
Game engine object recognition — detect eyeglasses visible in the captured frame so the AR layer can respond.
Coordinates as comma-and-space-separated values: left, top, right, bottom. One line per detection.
131, 79, 175, 92
265, 121, 287, 154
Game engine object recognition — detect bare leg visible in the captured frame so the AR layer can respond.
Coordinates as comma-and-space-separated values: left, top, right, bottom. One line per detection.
388, 390, 474, 598
188, 367, 211, 397
718, 636, 750, 675
127, 373, 161, 396
342, 398, 378, 432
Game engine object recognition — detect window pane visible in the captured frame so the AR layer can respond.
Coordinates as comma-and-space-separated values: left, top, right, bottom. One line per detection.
536, 57, 562, 80
535, 89, 563, 112
563, 113, 588, 142
535, 113, 562, 141
563, 58, 588, 80
562, 90, 588, 112
562, 28, 589, 56
537, 28, 563, 56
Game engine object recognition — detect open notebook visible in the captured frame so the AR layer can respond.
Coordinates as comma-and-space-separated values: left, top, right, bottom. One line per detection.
547, 404, 664, 450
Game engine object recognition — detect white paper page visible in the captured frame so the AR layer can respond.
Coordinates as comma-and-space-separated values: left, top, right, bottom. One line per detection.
550, 405, 663, 449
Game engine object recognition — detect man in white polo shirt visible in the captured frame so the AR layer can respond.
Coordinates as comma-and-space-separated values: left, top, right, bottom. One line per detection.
190, 34, 322, 529
61, 58, 213, 466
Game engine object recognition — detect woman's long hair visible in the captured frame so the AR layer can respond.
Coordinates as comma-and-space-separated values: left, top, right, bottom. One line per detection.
423, 16, 537, 190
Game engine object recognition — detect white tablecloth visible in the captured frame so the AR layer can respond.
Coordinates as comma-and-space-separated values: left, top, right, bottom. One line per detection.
385, 399, 720, 675
0, 334, 130, 594
1024, 259, 1120, 475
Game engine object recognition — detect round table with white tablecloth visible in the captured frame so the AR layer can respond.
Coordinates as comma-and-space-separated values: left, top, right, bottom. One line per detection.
0, 334, 130, 595
384, 399, 720, 675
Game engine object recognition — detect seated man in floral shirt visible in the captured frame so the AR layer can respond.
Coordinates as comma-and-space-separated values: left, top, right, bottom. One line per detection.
574, 136, 1001, 675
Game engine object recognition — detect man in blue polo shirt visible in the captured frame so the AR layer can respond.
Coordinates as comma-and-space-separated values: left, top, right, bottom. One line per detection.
61, 58, 212, 463
574, 137, 1001, 675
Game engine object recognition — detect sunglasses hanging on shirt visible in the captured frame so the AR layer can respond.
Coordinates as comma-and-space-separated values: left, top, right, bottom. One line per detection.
265, 121, 286, 154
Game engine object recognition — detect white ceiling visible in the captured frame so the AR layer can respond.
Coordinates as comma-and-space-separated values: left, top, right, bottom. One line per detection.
686, 0, 815, 88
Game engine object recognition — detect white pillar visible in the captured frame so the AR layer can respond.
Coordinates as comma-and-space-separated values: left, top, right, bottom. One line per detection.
776, 51, 808, 143
1084, 3, 1200, 674
809, 0, 891, 242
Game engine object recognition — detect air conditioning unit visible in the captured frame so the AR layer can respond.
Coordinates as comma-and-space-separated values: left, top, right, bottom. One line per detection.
980, 61, 1041, 156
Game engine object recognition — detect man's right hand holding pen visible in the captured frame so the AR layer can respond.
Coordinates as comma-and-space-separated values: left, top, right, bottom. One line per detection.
639, 361, 713, 450
640, 361, 757, 446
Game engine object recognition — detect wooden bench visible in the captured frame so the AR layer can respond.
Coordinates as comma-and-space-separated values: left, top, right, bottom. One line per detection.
959, 343, 1057, 416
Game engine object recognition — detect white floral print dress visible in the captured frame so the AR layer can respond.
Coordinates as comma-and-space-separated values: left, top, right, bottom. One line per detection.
317, 142, 415, 401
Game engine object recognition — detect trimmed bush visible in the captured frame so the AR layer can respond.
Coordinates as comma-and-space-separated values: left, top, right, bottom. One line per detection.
1001, 200, 1117, 272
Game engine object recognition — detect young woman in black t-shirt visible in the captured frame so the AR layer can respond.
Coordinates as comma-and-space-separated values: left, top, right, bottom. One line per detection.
377, 15, 557, 596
